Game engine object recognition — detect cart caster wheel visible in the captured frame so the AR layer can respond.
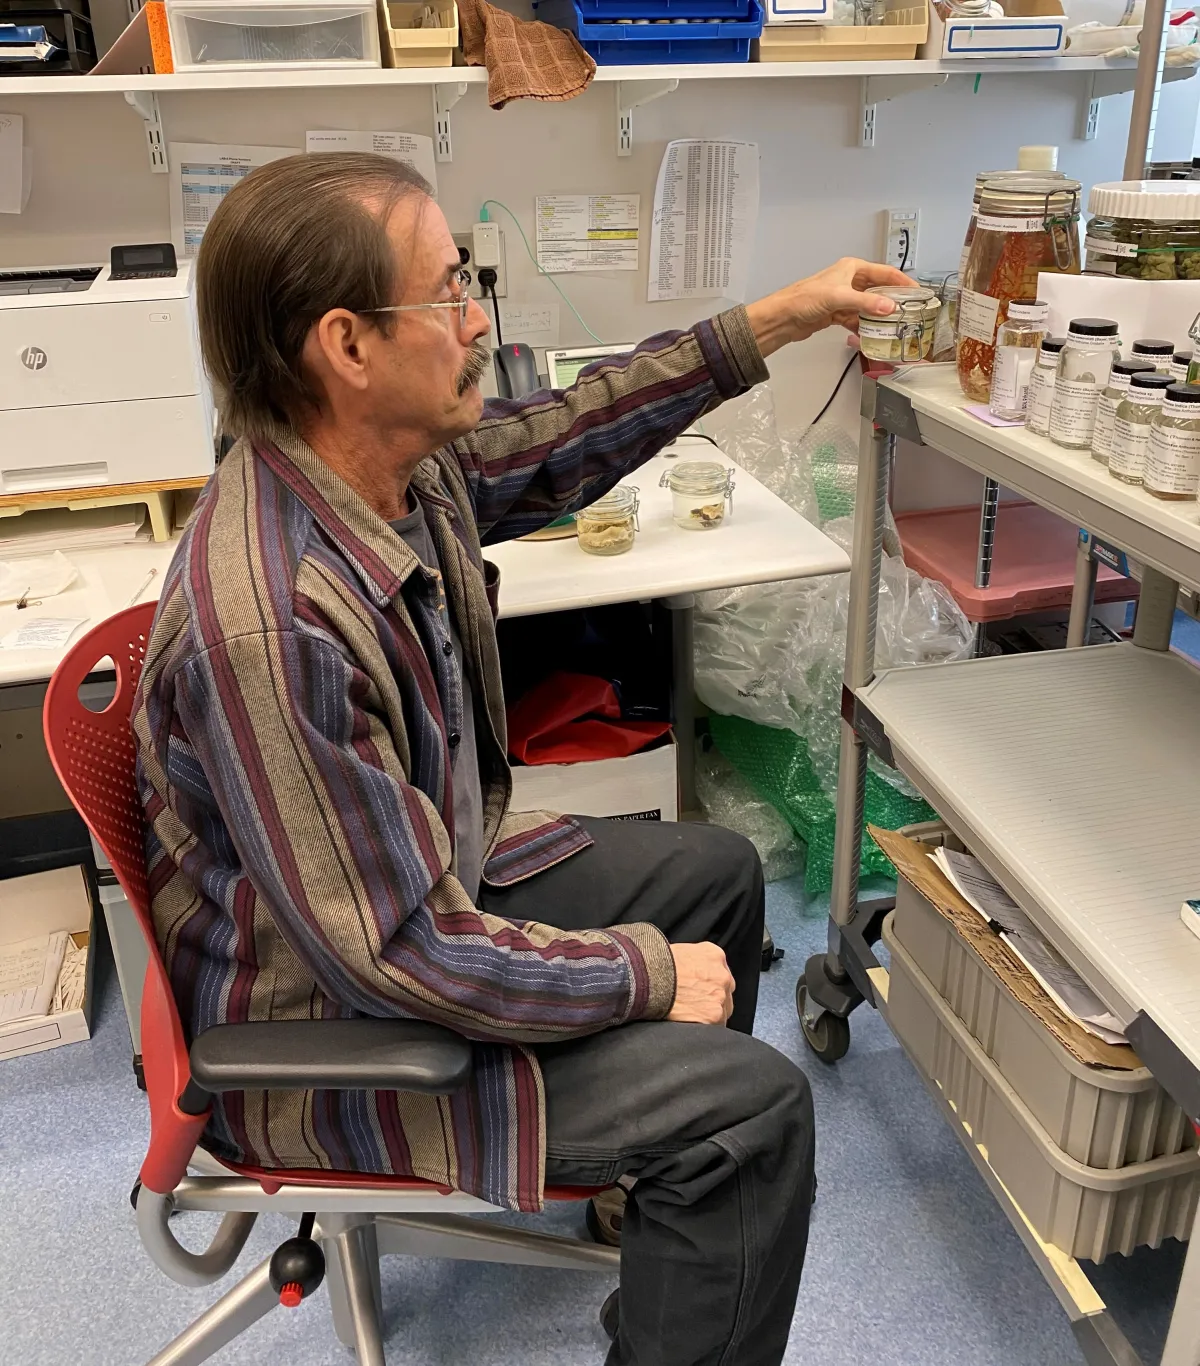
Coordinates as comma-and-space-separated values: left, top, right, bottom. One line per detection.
796, 981, 850, 1064
600, 1289, 619, 1342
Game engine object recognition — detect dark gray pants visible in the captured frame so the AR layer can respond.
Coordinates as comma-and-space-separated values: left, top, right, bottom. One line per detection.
481, 819, 815, 1366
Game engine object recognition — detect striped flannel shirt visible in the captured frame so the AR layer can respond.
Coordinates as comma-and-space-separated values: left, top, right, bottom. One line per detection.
132, 306, 769, 1210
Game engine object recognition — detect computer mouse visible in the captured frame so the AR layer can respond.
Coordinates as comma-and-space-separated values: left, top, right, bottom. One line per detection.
493, 342, 540, 399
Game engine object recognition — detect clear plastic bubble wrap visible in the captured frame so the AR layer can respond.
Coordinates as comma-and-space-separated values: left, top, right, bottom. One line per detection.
695, 388, 974, 893
695, 744, 804, 885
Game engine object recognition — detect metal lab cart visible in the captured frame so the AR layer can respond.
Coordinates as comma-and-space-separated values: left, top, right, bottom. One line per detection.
796, 8, 1200, 1359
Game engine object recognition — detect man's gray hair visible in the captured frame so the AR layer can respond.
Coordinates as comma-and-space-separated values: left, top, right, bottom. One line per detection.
196, 151, 432, 441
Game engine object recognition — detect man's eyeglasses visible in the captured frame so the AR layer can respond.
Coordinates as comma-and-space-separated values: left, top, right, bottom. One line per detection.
358, 268, 471, 330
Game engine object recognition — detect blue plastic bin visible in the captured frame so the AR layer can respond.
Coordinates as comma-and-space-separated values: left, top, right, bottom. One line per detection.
535, 0, 763, 62
574, 0, 755, 20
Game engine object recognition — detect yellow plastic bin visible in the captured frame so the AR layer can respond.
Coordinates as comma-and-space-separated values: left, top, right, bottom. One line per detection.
378, 0, 458, 66
754, 0, 926, 61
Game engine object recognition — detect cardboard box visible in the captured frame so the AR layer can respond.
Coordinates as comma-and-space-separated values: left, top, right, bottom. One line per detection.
920, 0, 1066, 59
0, 865, 95, 1061
509, 734, 678, 823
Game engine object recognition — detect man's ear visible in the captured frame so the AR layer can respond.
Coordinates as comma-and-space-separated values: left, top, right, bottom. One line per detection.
306, 308, 373, 395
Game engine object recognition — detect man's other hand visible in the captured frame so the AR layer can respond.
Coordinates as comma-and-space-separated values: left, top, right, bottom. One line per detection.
667, 942, 735, 1025
746, 257, 917, 357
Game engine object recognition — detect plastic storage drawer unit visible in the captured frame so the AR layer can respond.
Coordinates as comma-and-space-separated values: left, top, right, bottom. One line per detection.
535, 0, 763, 62
166, 0, 381, 69
893, 854, 1195, 1168
884, 915, 1200, 1261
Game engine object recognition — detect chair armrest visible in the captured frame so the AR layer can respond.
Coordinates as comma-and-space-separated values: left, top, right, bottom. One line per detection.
187, 1019, 473, 1098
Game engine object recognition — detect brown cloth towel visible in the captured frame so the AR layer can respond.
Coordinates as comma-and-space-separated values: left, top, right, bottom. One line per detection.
458, 0, 595, 109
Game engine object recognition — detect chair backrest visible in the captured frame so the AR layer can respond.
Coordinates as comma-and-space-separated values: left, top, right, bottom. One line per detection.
43, 603, 210, 1193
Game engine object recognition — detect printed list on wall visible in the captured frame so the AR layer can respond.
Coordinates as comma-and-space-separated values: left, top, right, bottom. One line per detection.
648, 140, 759, 305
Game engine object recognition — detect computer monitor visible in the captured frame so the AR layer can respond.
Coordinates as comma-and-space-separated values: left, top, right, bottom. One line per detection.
544, 345, 633, 390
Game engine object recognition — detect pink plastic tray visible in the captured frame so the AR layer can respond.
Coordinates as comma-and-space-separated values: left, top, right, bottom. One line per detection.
895, 501, 1137, 623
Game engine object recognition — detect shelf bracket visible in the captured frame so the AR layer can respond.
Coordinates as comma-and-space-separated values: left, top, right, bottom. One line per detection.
123, 90, 168, 175
1078, 63, 1193, 142
859, 74, 948, 148
432, 81, 469, 163
616, 78, 679, 157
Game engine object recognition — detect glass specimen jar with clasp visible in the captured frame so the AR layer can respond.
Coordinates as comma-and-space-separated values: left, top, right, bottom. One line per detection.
659, 461, 735, 531
575, 484, 640, 556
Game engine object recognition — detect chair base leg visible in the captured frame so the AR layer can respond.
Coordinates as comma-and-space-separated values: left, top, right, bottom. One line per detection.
145, 1256, 280, 1366
321, 1216, 386, 1365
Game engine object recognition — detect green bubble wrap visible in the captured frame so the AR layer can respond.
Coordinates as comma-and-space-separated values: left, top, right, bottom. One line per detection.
807, 434, 859, 525
709, 713, 934, 895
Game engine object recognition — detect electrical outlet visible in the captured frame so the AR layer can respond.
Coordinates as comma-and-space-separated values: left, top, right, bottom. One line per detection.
882, 209, 920, 273
453, 230, 507, 299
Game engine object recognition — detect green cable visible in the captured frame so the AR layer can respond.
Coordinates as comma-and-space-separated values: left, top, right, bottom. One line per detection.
479, 198, 605, 345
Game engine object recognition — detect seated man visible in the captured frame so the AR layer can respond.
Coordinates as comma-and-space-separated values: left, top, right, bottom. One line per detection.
133, 151, 905, 1365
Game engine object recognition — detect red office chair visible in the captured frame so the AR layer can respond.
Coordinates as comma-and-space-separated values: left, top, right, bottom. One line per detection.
43, 603, 618, 1366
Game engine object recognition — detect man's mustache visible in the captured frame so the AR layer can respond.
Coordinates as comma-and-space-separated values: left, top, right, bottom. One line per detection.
457, 341, 490, 396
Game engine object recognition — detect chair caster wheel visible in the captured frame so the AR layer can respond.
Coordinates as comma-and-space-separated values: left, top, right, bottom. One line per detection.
600, 1288, 619, 1342
796, 981, 850, 1064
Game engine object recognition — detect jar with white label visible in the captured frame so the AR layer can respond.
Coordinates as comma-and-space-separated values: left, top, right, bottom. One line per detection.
659, 461, 735, 530
1110, 372, 1173, 484
1144, 383, 1200, 499
1026, 337, 1066, 437
1129, 339, 1176, 374
1173, 349, 1192, 384
1092, 360, 1156, 465
989, 299, 1049, 420
1049, 318, 1121, 450
956, 177, 1081, 402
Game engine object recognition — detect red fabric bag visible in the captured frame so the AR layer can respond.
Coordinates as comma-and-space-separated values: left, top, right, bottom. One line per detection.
507, 671, 670, 765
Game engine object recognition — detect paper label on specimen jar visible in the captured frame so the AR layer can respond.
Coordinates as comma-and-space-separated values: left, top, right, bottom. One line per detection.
957, 289, 1001, 346
1048, 377, 1101, 445
1144, 423, 1200, 494
859, 321, 897, 340
1110, 416, 1153, 479
1026, 368, 1055, 433
1084, 236, 1138, 260
976, 214, 1046, 233
990, 346, 1036, 414
1092, 394, 1121, 458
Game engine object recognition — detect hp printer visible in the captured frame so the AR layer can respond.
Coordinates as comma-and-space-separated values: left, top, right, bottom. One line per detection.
0, 258, 215, 497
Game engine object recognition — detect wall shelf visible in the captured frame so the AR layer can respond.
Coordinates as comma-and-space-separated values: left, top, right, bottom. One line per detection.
4, 53, 1191, 94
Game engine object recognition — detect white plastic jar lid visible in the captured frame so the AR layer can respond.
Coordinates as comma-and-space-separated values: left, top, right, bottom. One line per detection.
1087, 180, 1200, 222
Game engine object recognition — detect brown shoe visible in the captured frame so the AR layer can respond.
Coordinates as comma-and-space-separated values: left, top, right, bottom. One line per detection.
586, 1185, 626, 1246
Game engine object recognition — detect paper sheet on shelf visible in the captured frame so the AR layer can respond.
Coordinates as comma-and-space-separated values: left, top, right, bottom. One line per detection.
0, 112, 30, 215
0, 931, 67, 1024
648, 140, 758, 304
931, 847, 1128, 1045
170, 142, 299, 256
305, 130, 437, 196
535, 195, 639, 273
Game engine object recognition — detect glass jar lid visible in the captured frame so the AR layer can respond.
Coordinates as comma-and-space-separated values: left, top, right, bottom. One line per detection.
1165, 383, 1200, 404
579, 484, 639, 519
661, 460, 735, 495
859, 285, 937, 316
978, 177, 1081, 218
971, 167, 1068, 206
1174, 349, 1193, 365
1129, 372, 1173, 392
1067, 317, 1120, 339
1112, 359, 1157, 378
1131, 338, 1176, 357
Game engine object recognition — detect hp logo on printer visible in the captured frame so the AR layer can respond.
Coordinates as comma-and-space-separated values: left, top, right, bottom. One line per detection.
20, 346, 48, 372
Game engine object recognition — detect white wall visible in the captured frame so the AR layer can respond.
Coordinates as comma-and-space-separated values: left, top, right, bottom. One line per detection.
2, 57, 1197, 507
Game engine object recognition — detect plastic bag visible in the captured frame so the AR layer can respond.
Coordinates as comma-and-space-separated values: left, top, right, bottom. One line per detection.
695, 743, 804, 884
694, 386, 973, 890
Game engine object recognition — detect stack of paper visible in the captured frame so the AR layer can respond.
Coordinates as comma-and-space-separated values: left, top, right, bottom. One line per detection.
0, 931, 68, 1024
930, 847, 1128, 1046
0, 506, 147, 555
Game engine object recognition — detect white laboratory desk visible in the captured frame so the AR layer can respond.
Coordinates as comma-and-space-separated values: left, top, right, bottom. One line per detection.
1, 439, 847, 1070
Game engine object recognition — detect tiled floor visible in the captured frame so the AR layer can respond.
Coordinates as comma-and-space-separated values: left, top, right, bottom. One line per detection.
0, 874, 1187, 1366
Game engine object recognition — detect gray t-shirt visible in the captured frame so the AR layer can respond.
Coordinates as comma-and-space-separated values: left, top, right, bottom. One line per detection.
389, 500, 484, 904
